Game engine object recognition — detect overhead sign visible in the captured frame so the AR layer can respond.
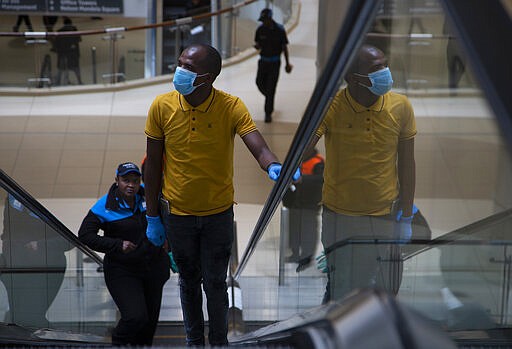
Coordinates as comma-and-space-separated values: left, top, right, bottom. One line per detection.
0, 0, 124, 15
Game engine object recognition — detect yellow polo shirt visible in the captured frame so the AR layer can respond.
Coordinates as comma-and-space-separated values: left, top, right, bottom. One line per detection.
145, 88, 257, 216
316, 88, 416, 216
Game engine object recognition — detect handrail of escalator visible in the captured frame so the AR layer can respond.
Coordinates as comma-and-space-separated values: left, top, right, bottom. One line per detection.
233, 0, 382, 281
0, 168, 103, 266
0, 0, 259, 38
401, 207, 512, 260
315, 208, 512, 262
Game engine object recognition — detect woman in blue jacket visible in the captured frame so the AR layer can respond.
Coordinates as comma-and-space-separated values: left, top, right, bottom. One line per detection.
78, 162, 170, 346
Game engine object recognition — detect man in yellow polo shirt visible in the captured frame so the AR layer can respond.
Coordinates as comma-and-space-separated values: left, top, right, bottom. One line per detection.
144, 44, 299, 346
310, 44, 416, 302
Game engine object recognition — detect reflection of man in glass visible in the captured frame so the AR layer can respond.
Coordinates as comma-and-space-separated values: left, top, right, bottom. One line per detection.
309, 44, 416, 301
0, 194, 70, 327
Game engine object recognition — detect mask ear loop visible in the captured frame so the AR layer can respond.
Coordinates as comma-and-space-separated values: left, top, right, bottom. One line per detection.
353, 72, 373, 88
193, 72, 210, 88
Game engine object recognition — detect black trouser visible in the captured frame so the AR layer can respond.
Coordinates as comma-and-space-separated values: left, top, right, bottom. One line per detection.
256, 60, 281, 116
288, 207, 320, 260
104, 253, 170, 346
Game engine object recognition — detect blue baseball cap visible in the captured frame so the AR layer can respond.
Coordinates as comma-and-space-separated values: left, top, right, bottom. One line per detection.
116, 162, 141, 177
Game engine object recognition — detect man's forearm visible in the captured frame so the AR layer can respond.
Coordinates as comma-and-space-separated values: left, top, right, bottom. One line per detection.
145, 138, 164, 217
398, 139, 416, 217
145, 163, 161, 216
242, 131, 279, 171
283, 46, 290, 65
399, 165, 415, 217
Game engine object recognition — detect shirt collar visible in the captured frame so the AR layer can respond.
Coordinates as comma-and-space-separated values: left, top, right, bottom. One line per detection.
178, 88, 216, 113
344, 88, 385, 113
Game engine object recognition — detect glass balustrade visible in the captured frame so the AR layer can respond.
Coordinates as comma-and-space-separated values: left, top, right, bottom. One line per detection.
234, 0, 512, 342
0, 0, 293, 88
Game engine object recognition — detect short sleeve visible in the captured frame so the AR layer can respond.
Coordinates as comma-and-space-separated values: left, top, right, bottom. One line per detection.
145, 95, 164, 140
315, 119, 327, 138
233, 98, 257, 137
316, 90, 343, 138
399, 97, 417, 140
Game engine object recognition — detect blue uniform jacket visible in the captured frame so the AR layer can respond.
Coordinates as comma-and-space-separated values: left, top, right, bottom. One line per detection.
78, 183, 164, 266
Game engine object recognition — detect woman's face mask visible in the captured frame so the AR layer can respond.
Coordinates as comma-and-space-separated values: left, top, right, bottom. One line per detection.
172, 67, 208, 95
355, 67, 394, 96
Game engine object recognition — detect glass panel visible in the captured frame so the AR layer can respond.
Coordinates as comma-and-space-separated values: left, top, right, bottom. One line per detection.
400, 212, 512, 329
237, 0, 512, 338
237, 207, 326, 322
0, 189, 116, 336
0, 2, 294, 86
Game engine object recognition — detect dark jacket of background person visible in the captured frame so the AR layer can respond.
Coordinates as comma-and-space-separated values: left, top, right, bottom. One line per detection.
78, 180, 170, 346
282, 149, 324, 265
283, 149, 324, 210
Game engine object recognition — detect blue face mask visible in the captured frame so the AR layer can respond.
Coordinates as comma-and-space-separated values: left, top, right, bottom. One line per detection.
357, 67, 393, 96
172, 67, 207, 95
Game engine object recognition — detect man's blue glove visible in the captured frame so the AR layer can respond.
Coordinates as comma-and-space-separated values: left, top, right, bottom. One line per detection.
394, 204, 418, 241
267, 163, 301, 182
395, 215, 413, 241
146, 215, 166, 246
395, 204, 419, 222
168, 252, 179, 273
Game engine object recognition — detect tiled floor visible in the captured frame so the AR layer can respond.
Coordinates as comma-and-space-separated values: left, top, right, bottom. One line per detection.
1, 0, 512, 335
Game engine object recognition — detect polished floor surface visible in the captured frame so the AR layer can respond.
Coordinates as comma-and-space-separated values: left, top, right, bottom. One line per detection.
0, 0, 510, 337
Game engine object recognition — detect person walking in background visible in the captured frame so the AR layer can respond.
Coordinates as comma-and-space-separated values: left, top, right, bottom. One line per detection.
309, 44, 417, 301
283, 147, 324, 271
254, 8, 293, 123
78, 162, 170, 346
12, 15, 33, 32
443, 19, 466, 92
144, 44, 299, 346
54, 17, 83, 85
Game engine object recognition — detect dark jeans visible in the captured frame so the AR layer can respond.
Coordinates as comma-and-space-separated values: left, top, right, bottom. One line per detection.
162, 207, 234, 346
104, 252, 170, 346
256, 60, 281, 116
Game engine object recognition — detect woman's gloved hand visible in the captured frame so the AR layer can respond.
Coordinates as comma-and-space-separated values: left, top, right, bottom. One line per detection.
168, 251, 179, 273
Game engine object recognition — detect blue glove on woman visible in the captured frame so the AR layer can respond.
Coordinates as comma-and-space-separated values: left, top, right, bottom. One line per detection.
146, 215, 166, 246
267, 163, 301, 182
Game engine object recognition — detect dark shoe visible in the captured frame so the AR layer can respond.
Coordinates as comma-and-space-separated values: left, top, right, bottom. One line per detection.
264, 113, 272, 123
296, 256, 313, 272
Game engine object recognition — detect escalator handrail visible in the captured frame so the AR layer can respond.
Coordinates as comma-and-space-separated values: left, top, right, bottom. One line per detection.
402, 207, 512, 260
0, 168, 103, 266
233, 0, 382, 280
318, 208, 512, 261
